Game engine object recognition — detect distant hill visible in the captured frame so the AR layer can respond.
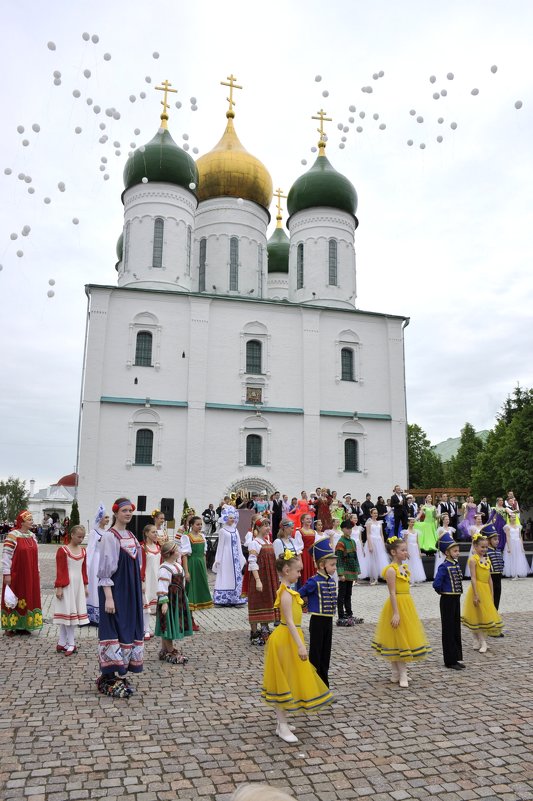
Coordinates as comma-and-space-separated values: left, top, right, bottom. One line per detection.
432, 430, 489, 462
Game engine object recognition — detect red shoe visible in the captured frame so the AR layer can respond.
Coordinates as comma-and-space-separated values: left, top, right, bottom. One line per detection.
56, 644, 66, 652
64, 646, 77, 656
192, 622, 200, 632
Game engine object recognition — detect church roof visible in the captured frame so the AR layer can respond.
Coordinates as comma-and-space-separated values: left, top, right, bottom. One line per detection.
267, 226, 289, 274
55, 472, 77, 487
122, 128, 198, 195
287, 152, 358, 219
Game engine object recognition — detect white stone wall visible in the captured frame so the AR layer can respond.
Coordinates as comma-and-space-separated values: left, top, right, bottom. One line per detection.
78, 287, 408, 522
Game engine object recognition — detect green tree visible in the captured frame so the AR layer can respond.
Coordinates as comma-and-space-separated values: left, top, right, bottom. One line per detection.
471, 421, 506, 500
70, 499, 80, 527
500, 403, 533, 505
445, 423, 484, 487
407, 424, 445, 488
0, 477, 29, 521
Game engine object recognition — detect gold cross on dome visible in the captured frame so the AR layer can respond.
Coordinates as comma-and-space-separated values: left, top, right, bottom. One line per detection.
221, 73, 243, 115
155, 79, 177, 129
312, 108, 332, 148
273, 187, 287, 227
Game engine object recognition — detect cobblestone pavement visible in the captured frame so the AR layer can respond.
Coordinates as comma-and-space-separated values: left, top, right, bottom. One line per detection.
1, 546, 532, 801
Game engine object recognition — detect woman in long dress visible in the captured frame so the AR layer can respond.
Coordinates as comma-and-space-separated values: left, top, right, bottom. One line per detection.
457, 496, 478, 541
295, 514, 318, 586
404, 517, 426, 585
414, 495, 438, 554
1, 511, 42, 635
365, 508, 390, 585
434, 514, 457, 578
464, 514, 483, 578
213, 509, 247, 606
487, 498, 507, 551
503, 513, 531, 579
86, 504, 109, 625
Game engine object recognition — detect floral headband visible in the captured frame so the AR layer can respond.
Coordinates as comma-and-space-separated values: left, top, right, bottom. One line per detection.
112, 499, 136, 513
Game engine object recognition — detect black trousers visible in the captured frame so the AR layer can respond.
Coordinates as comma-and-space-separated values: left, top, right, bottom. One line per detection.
492, 573, 502, 610
271, 516, 282, 539
309, 615, 333, 687
440, 595, 463, 666
337, 580, 353, 617
393, 509, 407, 537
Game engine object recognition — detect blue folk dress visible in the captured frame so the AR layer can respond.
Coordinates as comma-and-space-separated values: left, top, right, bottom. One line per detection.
97, 528, 144, 676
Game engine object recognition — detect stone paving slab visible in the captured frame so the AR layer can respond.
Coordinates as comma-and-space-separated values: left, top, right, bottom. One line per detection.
0, 546, 532, 800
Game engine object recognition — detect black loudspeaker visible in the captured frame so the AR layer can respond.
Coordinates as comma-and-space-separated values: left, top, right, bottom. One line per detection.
137, 495, 147, 512
160, 498, 174, 519
130, 515, 152, 540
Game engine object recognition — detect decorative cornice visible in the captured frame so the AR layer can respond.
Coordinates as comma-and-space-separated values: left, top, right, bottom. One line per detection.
125, 188, 197, 214
288, 212, 356, 234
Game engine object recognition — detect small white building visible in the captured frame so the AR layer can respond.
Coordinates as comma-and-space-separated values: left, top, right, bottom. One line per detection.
28, 473, 76, 522
77, 87, 409, 522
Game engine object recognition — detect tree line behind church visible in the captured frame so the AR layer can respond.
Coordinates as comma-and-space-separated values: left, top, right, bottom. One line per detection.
409, 384, 533, 505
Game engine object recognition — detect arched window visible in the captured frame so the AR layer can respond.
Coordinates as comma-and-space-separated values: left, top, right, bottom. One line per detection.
199, 237, 207, 291
230, 236, 239, 290
153, 218, 164, 268
186, 225, 192, 274
135, 331, 153, 366
123, 221, 130, 270
344, 439, 358, 472
328, 239, 338, 286
135, 429, 154, 465
296, 243, 304, 289
246, 434, 262, 466
341, 347, 354, 381
246, 340, 262, 374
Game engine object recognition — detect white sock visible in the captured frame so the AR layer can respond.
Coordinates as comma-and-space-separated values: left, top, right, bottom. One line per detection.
143, 609, 151, 635
65, 626, 75, 648
58, 624, 68, 647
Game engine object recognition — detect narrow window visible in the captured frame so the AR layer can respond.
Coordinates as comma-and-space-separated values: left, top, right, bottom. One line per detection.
199, 237, 207, 292
344, 439, 358, 472
246, 434, 262, 466
297, 243, 304, 289
246, 340, 262, 374
186, 225, 192, 274
230, 236, 239, 291
135, 429, 154, 465
258, 243, 263, 297
328, 239, 338, 285
153, 218, 164, 268
341, 347, 354, 381
123, 221, 130, 270
135, 331, 153, 366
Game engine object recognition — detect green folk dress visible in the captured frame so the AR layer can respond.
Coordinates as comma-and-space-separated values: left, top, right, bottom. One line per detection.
181, 533, 213, 611
413, 505, 438, 553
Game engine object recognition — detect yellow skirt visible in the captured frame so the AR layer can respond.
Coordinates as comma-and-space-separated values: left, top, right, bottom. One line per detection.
461, 583, 503, 636
261, 624, 332, 711
371, 596, 431, 661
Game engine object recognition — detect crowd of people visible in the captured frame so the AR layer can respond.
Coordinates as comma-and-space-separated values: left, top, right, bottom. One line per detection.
0, 486, 530, 735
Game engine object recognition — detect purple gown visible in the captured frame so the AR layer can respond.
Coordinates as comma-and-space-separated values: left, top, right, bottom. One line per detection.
457, 504, 477, 541
488, 507, 507, 551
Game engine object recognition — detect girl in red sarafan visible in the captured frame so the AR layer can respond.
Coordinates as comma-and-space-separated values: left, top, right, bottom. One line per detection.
1, 511, 42, 635
54, 524, 89, 655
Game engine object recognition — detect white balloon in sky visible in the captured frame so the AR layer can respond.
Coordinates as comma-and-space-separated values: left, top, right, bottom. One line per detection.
22, 225, 31, 235
82, 32, 90, 41
145, 76, 151, 83
450, 121, 457, 129
86, 97, 93, 105
72, 217, 79, 224
113, 111, 121, 120
407, 138, 414, 147
348, 116, 354, 123
113, 140, 120, 148
349, 105, 356, 112
471, 88, 479, 96
189, 182, 196, 190
99, 136, 107, 144
339, 143, 345, 149
341, 136, 347, 142
28, 187, 35, 194
17, 250, 23, 257
0, 264, 3, 271
4, 168, 12, 175
129, 95, 136, 102
343, 125, 349, 132
134, 128, 140, 135
175, 100, 182, 108
190, 97, 197, 104
420, 143, 426, 149
447, 72, 454, 80
103, 174, 110, 181
58, 181, 66, 191
315, 75, 322, 82
373, 113, 379, 120
83, 69, 91, 78
18, 173, 25, 180
437, 135, 443, 142
17, 125, 24, 133
153, 51, 160, 59
416, 116, 424, 123
372, 73, 378, 80
47, 290, 55, 298
359, 111, 365, 119
47, 41, 56, 50
93, 105, 101, 113
115, 150, 121, 156
182, 133, 189, 140
73, 89, 81, 98
191, 104, 198, 111
105, 108, 113, 116
356, 126, 363, 133
183, 143, 189, 151
101, 156, 108, 163
103, 53, 111, 61
192, 147, 199, 154
491, 65, 498, 73
311, 146, 317, 152
409, 109, 416, 116
440, 89, 447, 97
48, 279, 55, 285
53, 78, 61, 86
24, 175, 31, 183
10, 233, 18, 240
515, 100, 523, 109
379, 123, 386, 130
130, 142, 136, 148
438, 117, 444, 124
99, 165, 106, 171
322, 90, 329, 97
91, 34, 99, 43
99, 122, 106, 130
429, 75, 436, 83
365, 86, 373, 93
301, 158, 307, 164
140, 92, 146, 99
433, 93, 440, 100
53, 70, 61, 78
378, 70, 384, 77
22, 139, 29, 146
142, 176, 148, 183
337, 122, 343, 130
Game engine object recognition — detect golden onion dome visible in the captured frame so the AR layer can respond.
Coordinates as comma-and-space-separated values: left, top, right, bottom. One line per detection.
196, 111, 273, 210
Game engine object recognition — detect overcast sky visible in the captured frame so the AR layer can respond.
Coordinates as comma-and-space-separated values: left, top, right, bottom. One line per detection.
1, 0, 532, 490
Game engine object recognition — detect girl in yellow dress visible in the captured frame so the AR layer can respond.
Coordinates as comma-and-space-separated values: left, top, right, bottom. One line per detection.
371, 537, 431, 688
461, 532, 503, 651
261, 551, 332, 743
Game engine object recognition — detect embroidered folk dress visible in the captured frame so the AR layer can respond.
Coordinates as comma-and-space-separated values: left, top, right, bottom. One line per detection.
262, 584, 332, 712
154, 561, 193, 641
1, 530, 42, 632
180, 532, 213, 611
213, 525, 247, 606
53, 545, 89, 626
141, 542, 161, 615
371, 563, 431, 661
97, 528, 144, 676
86, 525, 105, 624
247, 537, 279, 625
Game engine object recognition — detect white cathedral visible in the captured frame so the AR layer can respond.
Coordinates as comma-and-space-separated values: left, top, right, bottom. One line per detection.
77, 77, 409, 522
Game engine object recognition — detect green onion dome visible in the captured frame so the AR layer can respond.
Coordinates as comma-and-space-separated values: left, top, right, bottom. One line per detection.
287, 152, 358, 219
122, 128, 198, 195
267, 226, 289, 274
